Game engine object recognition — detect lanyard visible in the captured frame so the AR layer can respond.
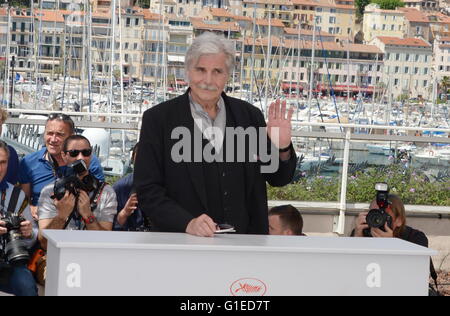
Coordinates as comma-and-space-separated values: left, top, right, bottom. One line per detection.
45, 151, 62, 179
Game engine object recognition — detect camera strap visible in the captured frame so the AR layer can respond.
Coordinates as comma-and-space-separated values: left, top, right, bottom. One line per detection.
62, 182, 106, 231
46, 151, 61, 179
90, 182, 106, 213
1, 186, 22, 217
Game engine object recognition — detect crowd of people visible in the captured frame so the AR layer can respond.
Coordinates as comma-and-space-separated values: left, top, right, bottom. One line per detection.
0, 32, 432, 296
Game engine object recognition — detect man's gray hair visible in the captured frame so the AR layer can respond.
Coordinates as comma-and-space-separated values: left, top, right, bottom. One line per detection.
185, 32, 236, 80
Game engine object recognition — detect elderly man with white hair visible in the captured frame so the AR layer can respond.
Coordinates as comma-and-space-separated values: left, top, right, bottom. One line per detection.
134, 32, 297, 237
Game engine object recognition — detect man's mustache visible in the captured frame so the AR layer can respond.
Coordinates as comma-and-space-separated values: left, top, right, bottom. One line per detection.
197, 83, 218, 91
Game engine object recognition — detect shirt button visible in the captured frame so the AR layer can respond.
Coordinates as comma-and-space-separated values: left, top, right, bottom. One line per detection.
222, 172, 226, 177
224, 191, 228, 196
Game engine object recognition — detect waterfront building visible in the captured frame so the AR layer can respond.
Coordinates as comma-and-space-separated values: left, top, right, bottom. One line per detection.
370, 36, 433, 100
292, 0, 355, 37
241, 36, 383, 98
433, 34, 450, 85
400, 7, 432, 43
363, 4, 405, 43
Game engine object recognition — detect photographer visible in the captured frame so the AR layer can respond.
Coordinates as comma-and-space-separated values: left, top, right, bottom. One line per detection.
0, 141, 38, 296
113, 143, 150, 232
18, 113, 104, 220
37, 135, 117, 251
352, 193, 428, 247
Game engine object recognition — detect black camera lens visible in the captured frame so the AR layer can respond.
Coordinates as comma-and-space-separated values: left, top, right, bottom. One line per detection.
366, 209, 387, 229
5, 237, 29, 266
1, 216, 30, 266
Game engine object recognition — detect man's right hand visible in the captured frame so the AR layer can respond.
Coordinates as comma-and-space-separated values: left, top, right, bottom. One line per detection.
354, 212, 369, 237
186, 214, 217, 237
54, 191, 76, 219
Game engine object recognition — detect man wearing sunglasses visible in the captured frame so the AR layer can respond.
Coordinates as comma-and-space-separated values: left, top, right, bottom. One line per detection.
37, 135, 117, 250
18, 114, 105, 220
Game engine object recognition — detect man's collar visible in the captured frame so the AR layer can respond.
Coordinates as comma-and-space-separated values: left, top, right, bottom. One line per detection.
189, 93, 225, 116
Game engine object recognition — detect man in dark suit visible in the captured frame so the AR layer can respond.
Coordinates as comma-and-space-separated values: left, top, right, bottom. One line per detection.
134, 32, 297, 237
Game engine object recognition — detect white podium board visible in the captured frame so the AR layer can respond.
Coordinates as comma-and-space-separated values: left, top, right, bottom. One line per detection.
43, 230, 436, 296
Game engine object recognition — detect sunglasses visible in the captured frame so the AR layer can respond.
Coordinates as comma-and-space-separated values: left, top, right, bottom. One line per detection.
48, 113, 75, 129
64, 148, 92, 158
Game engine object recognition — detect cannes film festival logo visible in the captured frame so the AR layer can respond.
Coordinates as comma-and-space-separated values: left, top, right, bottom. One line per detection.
171, 123, 280, 173
230, 278, 267, 296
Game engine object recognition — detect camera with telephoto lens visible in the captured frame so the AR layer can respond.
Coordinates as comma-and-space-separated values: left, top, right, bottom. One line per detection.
363, 183, 393, 237
1, 214, 29, 266
52, 160, 98, 201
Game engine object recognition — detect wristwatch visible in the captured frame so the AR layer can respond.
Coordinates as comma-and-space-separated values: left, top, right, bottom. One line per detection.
82, 215, 96, 225
279, 143, 292, 153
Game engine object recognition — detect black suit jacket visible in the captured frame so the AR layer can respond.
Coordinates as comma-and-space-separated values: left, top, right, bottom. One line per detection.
134, 90, 297, 234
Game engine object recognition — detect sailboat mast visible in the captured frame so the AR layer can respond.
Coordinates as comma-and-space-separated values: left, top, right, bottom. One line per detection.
118, 0, 126, 156
308, 15, 317, 123
162, 11, 167, 102
154, 0, 163, 105
346, 16, 352, 114
87, 0, 93, 113
296, 25, 301, 115
264, 14, 271, 113
239, 38, 244, 100
371, 53, 378, 124
431, 77, 437, 122
81, 1, 87, 112
249, 0, 256, 103
3, 5, 11, 107
109, 0, 117, 119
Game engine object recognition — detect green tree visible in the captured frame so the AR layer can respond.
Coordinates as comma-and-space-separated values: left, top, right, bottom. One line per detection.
0, 60, 5, 80
440, 76, 450, 102
136, 0, 152, 9
371, 0, 405, 10
0, 0, 30, 7
355, 0, 371, 17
